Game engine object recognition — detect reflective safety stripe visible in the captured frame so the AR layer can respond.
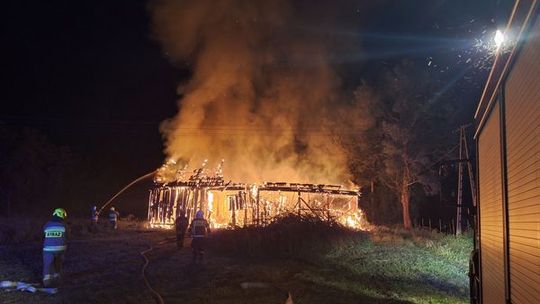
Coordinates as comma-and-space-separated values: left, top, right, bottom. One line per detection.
44, 231, 64, 238
44, 226, 65, 238
44, 227, 65, 232
191, 219, 208, 237
43, 245, 66, 252
43, 274, 53, 280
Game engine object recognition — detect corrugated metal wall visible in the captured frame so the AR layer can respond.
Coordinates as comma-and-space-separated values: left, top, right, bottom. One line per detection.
503, 15, 540, 304
478, 102, 506, 304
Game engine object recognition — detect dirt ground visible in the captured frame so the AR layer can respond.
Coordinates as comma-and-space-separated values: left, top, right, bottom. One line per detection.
0, 226, 425, 304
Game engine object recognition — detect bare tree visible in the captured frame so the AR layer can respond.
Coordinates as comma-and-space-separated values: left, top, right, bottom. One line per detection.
348, 61, 451, 228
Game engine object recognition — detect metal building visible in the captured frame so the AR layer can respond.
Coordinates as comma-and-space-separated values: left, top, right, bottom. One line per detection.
473, 1, 539, 303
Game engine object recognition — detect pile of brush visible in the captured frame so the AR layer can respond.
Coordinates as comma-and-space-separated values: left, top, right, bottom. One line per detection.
211, 214, 367, 259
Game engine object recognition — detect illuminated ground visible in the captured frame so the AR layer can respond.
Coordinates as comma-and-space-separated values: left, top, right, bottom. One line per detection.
0, 222, 470, 304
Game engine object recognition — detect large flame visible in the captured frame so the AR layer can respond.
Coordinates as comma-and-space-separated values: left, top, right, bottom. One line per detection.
148, 1, 377, 233
149, 0, 377, 186
148, 179, 371, 231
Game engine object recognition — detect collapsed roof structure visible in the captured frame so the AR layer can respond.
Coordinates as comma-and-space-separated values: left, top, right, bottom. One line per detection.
147, 160, 368, 230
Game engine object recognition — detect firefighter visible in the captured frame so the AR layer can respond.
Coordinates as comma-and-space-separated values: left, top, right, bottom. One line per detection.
174, 209, 189, 249
42, 208, 68, 288
108, 207, 120, 230
90, 205, 99, 233
188, 210, 211, 263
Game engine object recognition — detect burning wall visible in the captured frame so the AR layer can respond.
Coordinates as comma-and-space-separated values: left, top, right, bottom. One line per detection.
147, 181, 368, 230
148, 161, 369, 230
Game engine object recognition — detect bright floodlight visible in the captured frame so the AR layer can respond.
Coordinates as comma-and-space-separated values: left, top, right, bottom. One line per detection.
494, 30, 505, 47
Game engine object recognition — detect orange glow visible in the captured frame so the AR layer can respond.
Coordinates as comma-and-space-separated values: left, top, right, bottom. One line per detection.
148, 170, 370, 231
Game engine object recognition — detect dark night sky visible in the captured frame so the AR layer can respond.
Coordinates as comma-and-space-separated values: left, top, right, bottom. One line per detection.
4, 1, 181, 150
3, 1, 186, 206
1, 0, 513, 214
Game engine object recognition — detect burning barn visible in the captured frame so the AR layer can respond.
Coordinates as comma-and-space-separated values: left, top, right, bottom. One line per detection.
147, 160, 367, 230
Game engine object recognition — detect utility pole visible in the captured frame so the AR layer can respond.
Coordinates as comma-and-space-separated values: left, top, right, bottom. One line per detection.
455, 124, 477, 235
463, 128, 477, 208
456, 126, 464, 235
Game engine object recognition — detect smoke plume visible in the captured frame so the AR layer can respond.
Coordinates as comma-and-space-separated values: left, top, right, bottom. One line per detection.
149, 0, 374, 185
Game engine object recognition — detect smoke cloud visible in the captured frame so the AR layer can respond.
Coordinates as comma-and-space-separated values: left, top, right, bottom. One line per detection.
149, 0, 374, 185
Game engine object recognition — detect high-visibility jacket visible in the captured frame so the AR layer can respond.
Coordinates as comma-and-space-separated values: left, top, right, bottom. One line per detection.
108, 210, 119, 222
189, 218, 210, 238
43, 218, 67, 252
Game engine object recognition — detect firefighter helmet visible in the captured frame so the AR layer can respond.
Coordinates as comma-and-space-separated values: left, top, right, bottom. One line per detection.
110, 207, 115, 211
195, 210, 204, 219
53, 208, 67, 219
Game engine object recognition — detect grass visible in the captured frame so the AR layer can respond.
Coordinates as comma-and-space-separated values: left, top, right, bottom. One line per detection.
212, 216, 472, 304
318, 230, 471, 303
1, 215, 471, 303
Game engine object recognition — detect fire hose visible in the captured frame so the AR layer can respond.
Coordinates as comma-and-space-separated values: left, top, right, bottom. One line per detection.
98, 170, 157, 216
140, 237, 176, 304
0, 281, 58, 294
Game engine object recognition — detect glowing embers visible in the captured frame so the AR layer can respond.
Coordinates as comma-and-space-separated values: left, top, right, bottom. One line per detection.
154, 158, 225, 187
336, 209, 371, 231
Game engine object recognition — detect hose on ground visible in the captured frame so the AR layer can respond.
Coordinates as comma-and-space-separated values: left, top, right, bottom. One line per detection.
141, 246, 165, 304
0, 281, 58, 294
140, 237, 176, 304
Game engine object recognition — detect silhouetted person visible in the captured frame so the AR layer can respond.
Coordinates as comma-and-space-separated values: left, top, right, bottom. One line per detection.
188, 210, 211, 263
108, 207, 119, 230
42, 208, 68, 288
90, 205, 98, 233
175, 209, 189, 249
